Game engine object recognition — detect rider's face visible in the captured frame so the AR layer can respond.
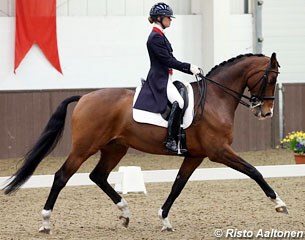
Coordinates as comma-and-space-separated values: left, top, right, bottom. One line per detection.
160, 16, 172, 28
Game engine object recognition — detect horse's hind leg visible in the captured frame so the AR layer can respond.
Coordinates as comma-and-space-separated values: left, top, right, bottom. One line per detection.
39, 150, 93, 233
212, 146, 288, 214
89, 143, 130, 227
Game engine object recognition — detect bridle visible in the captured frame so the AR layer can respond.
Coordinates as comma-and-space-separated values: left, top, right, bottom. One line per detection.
246, 62, 280, 108
195, 60, 280, 114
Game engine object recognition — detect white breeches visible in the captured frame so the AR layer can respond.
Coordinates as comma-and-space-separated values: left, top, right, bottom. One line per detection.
166, 78, 184, 109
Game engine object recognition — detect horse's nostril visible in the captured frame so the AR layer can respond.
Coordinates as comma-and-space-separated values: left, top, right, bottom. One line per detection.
265, 112, 272, 117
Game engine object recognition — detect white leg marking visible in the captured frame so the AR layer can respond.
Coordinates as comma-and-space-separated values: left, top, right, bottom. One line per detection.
158, 208, 174, 232
270, 192, 288, 213
117, 198, 130, 227
39, 209, 52, 234
117, 198, 130, 219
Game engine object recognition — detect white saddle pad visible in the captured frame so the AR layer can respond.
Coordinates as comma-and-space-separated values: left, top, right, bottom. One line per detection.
133, 80, 194, 129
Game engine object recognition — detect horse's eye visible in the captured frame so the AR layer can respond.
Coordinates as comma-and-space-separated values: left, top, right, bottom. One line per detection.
269, 77, 277, 85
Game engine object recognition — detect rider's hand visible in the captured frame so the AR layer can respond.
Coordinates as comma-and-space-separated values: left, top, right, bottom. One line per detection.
190, 64, 201, 75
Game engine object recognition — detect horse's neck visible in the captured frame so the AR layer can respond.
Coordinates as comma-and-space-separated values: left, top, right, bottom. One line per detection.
216, 64, 250, 94
205, 67, 248, 109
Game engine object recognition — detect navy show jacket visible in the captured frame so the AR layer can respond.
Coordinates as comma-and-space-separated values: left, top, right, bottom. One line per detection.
133, 27, 192, 113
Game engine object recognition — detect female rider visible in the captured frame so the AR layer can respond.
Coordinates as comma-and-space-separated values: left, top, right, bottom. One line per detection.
134, 2, 201, 153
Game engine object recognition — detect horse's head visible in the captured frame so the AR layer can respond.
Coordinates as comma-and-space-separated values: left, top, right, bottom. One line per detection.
247, 52, 280, 120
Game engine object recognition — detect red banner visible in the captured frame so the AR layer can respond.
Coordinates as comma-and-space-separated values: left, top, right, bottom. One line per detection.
14, 0, 62, 73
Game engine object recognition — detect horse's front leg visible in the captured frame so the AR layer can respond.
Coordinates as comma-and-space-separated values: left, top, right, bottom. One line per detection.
212, 146, 288, 214
159, 156, 203, 231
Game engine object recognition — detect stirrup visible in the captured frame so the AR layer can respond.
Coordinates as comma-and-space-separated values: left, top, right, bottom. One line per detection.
165, 139, 178, 153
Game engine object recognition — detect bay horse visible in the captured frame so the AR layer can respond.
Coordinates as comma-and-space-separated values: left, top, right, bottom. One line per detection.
3, 53, 288, 233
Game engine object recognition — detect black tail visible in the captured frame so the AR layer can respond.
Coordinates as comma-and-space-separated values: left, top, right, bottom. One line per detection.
3, 95, 81, 194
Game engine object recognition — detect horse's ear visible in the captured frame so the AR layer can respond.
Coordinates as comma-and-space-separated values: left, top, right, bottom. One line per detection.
271, 52, 276, 59
270, 52, 280, 68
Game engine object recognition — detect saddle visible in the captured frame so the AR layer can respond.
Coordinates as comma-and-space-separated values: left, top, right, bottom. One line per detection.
133, 80, 194, 155
133, 80, 194, 129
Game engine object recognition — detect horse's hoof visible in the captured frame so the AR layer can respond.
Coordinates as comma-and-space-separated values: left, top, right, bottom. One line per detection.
276, 206, 288, 214
38, 226, 51, 234
161, 226, 175, 232
119, 216, 129, 228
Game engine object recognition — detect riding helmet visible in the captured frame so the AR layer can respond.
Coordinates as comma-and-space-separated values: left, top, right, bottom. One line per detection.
149, 2, 175, 18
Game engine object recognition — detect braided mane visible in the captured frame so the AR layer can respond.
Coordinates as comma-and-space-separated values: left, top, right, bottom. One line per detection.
206, 53, 266, 77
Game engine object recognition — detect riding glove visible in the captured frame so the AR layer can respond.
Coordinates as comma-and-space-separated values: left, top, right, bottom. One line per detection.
190, 64, 201, 75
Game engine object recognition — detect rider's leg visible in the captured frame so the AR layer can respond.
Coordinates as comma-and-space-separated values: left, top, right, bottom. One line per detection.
167, 79, 184, 109
165, 80, 184, 152
165, 101, 182, 152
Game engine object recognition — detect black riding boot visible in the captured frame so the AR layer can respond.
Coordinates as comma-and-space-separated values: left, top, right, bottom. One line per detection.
165, 101, 182, 152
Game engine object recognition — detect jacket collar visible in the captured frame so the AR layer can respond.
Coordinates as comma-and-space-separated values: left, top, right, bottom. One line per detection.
152, 23, 164, 35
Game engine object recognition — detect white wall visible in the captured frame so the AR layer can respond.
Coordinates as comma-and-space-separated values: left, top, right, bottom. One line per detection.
0, 0, 246, 16
0, 16, 202, 90
230, 14, 253, 57
0, 0, 193, 17
263, 0, 305, 83
230, 0, 247, 14
0, 0, 254, 90
199, 0, 253, 72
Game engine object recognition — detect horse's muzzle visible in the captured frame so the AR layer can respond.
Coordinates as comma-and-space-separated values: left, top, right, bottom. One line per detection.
251, 106, 273, 120
263, 112, 273, 118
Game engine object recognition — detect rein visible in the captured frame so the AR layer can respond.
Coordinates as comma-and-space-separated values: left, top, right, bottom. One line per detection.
195, 62, 280, 110
197, 73, 253, 108
194, 69, 207, 117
